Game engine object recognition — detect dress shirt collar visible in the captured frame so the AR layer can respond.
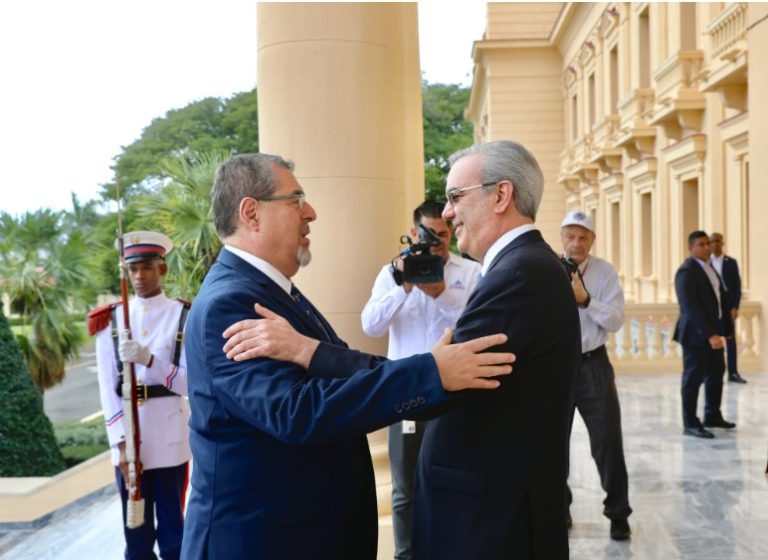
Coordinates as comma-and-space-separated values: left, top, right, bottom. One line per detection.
481, 223, 537, 276
224, 245, 292, 295
133, 292, 169, 307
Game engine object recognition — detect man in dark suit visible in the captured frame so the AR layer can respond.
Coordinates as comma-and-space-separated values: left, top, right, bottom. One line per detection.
673, 231, 736, 439
710, 232, 747, 383
411, 140, 581, 559
181, 153, 514, 559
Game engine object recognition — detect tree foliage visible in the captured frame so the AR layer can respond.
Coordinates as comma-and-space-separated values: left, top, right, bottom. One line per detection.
422, 82, 474, 201
0, 308, 66, 475
108, 90, 258, 199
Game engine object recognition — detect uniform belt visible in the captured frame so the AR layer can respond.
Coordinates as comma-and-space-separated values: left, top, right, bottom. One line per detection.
582, 345, 606, 361
116, 379, 178, 401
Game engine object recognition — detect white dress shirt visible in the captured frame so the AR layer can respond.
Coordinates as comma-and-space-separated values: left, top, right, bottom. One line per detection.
577, 255, 625, 353
481, 223, 536, 276
361, 253, 480, 359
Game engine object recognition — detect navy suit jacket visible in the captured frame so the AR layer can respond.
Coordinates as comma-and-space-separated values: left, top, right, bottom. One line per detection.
673, 257, 733, 348
720, 255, 742, 310
412, 230, 581, 560
181, 249, 448, 559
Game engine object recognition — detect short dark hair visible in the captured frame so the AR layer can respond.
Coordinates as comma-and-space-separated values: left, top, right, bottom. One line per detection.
710, 232, 723, 241
413, 200, 446, 227
688, 230, 708, 247
211, 153, 295, 238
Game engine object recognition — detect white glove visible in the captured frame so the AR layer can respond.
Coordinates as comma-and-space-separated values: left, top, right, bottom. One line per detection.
119, 340, 153, 366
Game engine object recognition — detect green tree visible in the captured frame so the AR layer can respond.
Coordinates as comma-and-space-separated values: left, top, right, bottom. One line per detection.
108, 90, 258, 199
129, 151, 226, 298
0, 308, 66, 476
422, 82, 474, 201
0, 210, 88, 389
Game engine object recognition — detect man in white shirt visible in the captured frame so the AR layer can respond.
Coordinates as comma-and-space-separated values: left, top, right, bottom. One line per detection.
361, 201, 480, 560
560, 210, 632, 541
88, 231, 191, 560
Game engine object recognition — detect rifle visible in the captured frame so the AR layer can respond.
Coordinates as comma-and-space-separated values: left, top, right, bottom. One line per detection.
116, 183, 145, 529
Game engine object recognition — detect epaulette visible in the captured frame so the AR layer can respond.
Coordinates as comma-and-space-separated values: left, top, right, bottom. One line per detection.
87, 302, 120, 336
176, 298, 192, 309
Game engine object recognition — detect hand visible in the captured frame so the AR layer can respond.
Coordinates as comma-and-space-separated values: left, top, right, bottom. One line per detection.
570, 272, 588, 305
416, 280, 446, 299
709, 335, 725, 350
431, 328, 515, 391
731, 308, 739, 321
222, 303, 320, 368
119, 340, 152, 366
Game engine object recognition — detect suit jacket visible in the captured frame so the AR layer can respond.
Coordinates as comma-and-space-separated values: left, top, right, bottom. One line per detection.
181, 249, 448, 559
673, 257, 733, 348
412, 230, 581, 560
720, 255, 742, 310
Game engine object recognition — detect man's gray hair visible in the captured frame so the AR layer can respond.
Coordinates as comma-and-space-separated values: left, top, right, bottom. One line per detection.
211, 153, 295, 237
449, 140, 544, 220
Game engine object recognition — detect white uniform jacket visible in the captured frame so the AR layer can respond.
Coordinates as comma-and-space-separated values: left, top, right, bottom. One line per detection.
93, 293, 191, 470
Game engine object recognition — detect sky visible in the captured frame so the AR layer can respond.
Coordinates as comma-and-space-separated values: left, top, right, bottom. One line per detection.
0, 0, 487, 217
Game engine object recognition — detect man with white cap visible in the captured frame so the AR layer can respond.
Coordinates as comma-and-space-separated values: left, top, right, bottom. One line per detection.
87, 230, 191, 560
560, 210, 632, 541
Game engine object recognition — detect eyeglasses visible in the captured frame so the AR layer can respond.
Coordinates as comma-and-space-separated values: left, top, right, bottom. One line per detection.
255, 192, 306, 208
446, 181, 498, 206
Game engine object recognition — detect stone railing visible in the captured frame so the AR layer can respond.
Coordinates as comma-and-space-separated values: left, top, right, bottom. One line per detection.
610, 300, 762, 373
707, 2, 748, 61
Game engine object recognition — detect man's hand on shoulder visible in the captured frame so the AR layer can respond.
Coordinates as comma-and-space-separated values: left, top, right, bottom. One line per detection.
431, 328, 514, 391
222, 303, 319, 368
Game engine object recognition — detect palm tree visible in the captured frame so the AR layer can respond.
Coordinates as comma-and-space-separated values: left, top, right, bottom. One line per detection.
133, 151, 226, 299
0, 209, 89, 390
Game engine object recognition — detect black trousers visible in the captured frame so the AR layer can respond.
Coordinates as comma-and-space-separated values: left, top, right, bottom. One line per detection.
567, 348, 632, 521
681, 344, 726, 428
388, 421, 425, 560
726, 333, 739, 375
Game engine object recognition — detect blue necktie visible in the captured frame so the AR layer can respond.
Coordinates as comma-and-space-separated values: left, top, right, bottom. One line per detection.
290, 285, 331, 339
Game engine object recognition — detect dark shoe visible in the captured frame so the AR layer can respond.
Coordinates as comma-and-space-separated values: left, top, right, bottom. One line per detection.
728, 372, 747, 384
703, 418, 736, 429
567, 511, 572, 530
610, 519, 631, 541
683, 427, 715, 438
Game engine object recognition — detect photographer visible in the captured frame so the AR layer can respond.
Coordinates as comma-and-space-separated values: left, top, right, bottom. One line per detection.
361, 200, 480, 560
560, 209, 632, 541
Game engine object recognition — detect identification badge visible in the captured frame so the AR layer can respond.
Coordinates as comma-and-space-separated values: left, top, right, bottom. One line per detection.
402, 420, 416, 434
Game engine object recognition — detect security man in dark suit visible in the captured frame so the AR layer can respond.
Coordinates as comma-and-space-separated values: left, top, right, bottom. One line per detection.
710, 232, 747, 384
673, 230, 735, 439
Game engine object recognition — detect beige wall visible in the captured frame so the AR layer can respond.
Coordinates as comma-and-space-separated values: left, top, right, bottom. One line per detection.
470, 2, 765, 370
257, 3, 425, 353
747, 3, 768, 370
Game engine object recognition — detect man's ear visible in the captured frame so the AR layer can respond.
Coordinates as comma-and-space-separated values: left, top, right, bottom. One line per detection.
494, 180, 515, 213
159, 261, 168, 277
410, 226, 418, 239
239, 197, 260, 230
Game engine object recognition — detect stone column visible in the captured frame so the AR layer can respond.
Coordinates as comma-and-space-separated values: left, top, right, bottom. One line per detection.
257, 2, 424, 353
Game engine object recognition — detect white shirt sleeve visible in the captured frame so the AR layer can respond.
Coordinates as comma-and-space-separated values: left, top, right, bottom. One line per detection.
95, 323, 125, 448
361, 265, 409, 338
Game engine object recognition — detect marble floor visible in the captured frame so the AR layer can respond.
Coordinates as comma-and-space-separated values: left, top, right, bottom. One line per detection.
1, 371, 766, 559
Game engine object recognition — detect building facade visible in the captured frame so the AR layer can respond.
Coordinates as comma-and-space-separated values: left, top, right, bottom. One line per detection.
468, 2, 765, 372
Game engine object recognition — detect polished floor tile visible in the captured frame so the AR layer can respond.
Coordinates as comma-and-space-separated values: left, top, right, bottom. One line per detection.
1, 371, 766, 559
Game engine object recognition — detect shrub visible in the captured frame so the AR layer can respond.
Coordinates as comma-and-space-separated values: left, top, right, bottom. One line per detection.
0, 309, 66, 476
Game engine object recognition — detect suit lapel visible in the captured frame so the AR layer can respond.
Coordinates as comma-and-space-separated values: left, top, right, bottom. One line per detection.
216, 249, 339, 343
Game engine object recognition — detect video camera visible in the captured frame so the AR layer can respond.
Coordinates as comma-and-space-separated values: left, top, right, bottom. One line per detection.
560, 256, 580, 277
391, 225, 444, 285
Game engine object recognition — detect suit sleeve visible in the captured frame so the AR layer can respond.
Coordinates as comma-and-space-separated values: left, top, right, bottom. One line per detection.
201, 292, 449, 445
730, 259, 742, 309
675, 266, 718, 339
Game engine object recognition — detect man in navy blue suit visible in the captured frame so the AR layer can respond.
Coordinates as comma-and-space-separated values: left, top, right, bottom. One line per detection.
673, 231, 736, 439
226, 143, 582, 559
180, 153, 514, 559
710, 232, 747, 384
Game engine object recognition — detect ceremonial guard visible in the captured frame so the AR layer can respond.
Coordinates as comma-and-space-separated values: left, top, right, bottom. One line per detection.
88, 231, 191, 560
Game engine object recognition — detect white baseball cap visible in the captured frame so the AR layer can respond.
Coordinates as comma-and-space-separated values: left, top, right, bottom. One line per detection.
560, 210, 595, 233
